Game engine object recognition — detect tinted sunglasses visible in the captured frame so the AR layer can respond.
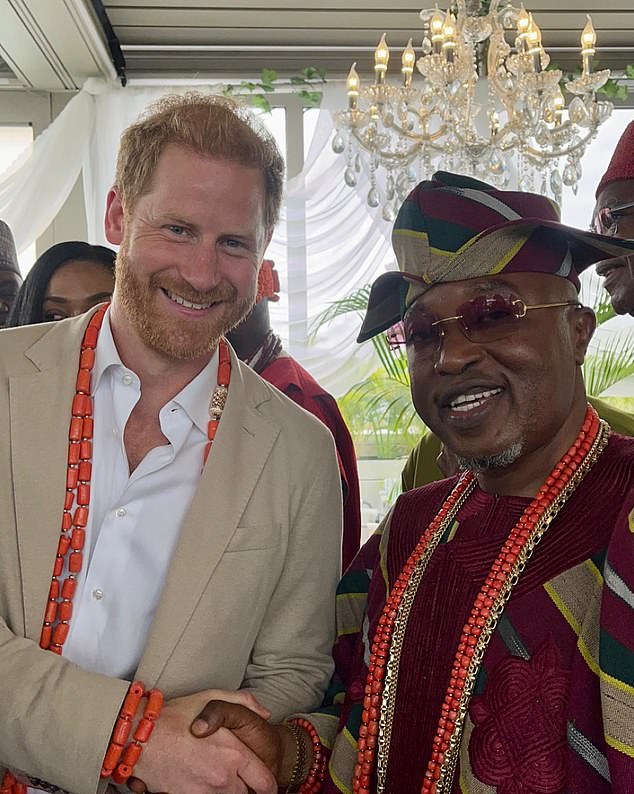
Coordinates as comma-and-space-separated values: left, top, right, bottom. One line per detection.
387, 293, 580, 356
592, 201, 634, 236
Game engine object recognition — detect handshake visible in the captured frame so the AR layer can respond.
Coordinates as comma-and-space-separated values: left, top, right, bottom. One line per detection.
122, 688, 310, 794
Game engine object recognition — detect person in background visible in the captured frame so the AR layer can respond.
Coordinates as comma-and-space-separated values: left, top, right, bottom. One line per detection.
0, 93, 341, 794
188, 172, 634, 794
593, 120, 634, 314
227, 259, 361, 569
0, 220, 22, 327
7, 241, 116, 327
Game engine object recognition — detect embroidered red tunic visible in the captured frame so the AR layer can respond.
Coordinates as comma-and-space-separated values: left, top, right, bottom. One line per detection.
318, 433, 634, 793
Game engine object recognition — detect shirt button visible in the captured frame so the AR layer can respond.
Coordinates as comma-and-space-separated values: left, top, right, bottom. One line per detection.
122, 374, 133, 385
115, 507, 127, 519
92, 588, 104, 601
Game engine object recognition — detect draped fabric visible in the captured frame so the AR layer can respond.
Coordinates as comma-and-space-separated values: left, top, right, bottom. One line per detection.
0, 82, 394, 395
0, 90, 95, 256
1, 85, 630, 396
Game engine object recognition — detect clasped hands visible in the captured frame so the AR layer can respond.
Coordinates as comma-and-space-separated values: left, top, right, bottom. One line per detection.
125, 688, 298, 794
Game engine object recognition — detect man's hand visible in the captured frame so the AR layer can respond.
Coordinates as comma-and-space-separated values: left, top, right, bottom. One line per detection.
168, 688, 271, 724
129, 692, 277, 794
190, 701, 300, 788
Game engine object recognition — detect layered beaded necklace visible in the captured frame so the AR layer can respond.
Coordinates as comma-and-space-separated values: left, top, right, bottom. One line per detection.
38, 304, 232, 655
1, 306, 232, 793
352, 404, 609, 794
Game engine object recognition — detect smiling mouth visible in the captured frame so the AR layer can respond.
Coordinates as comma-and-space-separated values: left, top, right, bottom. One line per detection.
447, 388, 503, 413
163, 288, 217, 311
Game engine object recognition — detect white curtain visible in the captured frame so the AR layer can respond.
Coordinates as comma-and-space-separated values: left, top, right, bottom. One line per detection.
0, 82, 393, 396
2, 82, 634, 396
0, 90, 95, 254
270, 83, 394, 394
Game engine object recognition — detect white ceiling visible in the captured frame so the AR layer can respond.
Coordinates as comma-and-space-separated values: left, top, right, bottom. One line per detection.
0, 0, 633, 90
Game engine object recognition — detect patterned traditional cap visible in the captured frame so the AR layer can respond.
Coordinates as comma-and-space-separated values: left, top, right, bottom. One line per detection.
0, 220, 20, 274
256, 259, 280, 303
358, 171, 634, 342
595, 121, 634, 198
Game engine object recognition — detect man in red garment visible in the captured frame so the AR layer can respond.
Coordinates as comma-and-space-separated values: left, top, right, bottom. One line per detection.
594, 120, 634, 314
227, 260, 361, 570
187, 172, 634, 794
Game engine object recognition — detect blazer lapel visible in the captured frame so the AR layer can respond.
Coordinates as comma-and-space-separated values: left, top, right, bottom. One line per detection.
10, 315, 92, 640
137, 356, 280, 685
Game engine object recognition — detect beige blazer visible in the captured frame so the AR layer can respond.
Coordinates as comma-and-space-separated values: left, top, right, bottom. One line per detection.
0, 311, 342, 794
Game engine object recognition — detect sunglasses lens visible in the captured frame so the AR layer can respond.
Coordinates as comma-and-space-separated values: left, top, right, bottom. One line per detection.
386, 321, 405, 350
461, 294, 520, 342
403, 313, 439, 353
596, 207, 617, 236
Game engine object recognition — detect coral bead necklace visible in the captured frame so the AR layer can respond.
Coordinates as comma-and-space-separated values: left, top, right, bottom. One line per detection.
0, 304, 232, 794
39, 304, 232, 653
352, 404, 609, 794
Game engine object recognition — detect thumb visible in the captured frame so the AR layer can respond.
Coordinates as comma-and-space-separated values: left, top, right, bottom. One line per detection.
191, 700, 260, 738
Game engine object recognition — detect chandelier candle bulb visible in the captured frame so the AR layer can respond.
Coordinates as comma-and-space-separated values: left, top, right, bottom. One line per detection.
527, 15, 542, 73
401, 39, 416, 87
581, 15, 597, 74
430, 9, 445, 54
374, 33, 390, 85
441, 13, 457, 63
516, 5, 531, 54
347, 62, 360, 109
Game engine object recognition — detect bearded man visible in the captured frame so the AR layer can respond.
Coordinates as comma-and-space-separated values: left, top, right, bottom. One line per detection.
189, 173, 634, 794
0, 94, 342, 794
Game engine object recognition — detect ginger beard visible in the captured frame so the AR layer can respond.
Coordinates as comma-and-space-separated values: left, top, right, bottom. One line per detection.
114, 243, 256, 361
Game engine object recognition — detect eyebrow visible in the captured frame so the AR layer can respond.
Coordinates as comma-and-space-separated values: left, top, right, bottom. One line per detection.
410, 278, 518, 314
466, 278, 518, 293
43, 292, 112, 304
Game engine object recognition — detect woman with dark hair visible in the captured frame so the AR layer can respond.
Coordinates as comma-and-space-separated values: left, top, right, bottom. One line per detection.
7, 241, 116, 327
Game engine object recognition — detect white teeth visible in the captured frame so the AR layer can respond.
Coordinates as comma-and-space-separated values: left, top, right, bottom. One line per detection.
165, 289, 213, 310
449, 388, 502, 411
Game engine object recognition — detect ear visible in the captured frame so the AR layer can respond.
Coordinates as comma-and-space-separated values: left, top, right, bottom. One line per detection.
104, 187, 125, 246
572, 306, 596, 365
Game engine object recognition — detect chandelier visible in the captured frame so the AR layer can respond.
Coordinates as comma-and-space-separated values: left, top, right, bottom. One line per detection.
332, 0, 613, 221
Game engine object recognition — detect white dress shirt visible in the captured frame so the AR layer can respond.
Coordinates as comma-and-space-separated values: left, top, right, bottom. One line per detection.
62, 309, 219, 679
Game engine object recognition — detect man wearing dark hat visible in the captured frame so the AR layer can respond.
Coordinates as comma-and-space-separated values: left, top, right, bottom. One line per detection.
227, 260, 361, 570
186, 173, 634, 794
594, 120, 634, 314
0, 220, 22, 327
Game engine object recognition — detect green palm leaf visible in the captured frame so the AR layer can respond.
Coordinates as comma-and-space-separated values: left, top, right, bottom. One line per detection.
583, 330, 634, 396
309, 286, 372, 338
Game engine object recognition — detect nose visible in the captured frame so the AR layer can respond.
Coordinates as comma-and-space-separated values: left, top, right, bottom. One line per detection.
177, 242, 224, 292
434, 320, 483, 374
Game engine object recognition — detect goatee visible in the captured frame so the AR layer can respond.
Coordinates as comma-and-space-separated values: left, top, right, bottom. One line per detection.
455, 442, 523, 474
115, 248, 254, 361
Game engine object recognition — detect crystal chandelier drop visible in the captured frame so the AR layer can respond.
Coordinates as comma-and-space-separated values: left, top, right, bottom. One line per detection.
332, 0, 614, 221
